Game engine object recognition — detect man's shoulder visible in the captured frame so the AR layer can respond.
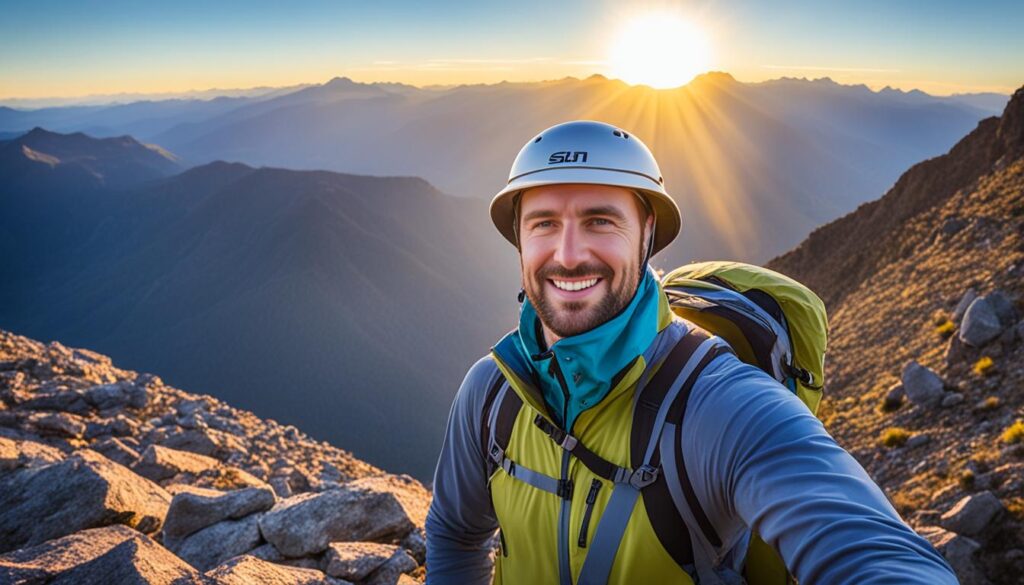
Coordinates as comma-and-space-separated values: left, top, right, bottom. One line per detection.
463, 354, 500, 391
452, 354, 503, 416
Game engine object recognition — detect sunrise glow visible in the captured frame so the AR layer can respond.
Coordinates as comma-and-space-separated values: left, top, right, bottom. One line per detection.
607, 12, 712, 89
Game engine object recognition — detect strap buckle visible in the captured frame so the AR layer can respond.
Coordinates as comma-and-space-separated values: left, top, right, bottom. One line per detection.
628, 464, 660, 489
557, 478, 574, 500
488, 442, 505, 465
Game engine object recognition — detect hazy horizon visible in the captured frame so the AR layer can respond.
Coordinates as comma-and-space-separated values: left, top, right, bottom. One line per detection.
0, 70, 1015, 110
3, 0, 1022, 103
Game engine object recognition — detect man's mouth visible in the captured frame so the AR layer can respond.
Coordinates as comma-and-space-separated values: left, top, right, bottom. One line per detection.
548, 277, 602, 295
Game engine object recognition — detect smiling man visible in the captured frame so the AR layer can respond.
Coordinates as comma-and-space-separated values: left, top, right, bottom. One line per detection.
425, 120, 957, 585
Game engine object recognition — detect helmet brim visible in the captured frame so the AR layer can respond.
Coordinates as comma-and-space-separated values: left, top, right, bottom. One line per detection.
489, 166, 681, 257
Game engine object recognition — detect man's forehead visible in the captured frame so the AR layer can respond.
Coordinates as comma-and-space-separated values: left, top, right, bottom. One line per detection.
519, 184, 639, 212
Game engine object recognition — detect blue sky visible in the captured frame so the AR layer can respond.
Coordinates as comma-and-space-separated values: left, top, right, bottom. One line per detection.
1, 0, 1021, 99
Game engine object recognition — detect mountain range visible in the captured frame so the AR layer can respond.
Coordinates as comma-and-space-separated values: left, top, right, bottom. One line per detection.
0, 74, 1009, 263
0, 128, 519, 477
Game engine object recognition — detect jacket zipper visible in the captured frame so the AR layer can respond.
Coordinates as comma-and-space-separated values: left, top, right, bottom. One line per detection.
578, 478, 603, 548
498, 528, 508, 557
547, 353, 571, 427
550, 352, 575, 585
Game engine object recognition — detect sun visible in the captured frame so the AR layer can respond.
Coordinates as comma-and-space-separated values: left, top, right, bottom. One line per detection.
607, 12, 712, 89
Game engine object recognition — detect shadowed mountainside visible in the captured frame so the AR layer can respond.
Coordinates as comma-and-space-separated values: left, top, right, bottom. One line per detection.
0, 132, 520, 478
767, 86, 1024, 585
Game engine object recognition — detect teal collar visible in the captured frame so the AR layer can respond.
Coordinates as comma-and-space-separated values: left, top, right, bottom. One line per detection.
507, 265, 662, 430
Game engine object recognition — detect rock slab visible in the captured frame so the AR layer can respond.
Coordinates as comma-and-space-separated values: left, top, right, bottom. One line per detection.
0, 524, 203, 584
0, 449, 170, 553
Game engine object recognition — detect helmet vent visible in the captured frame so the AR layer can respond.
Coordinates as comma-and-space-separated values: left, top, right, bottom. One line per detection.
612, 130, 630, 140
533, 136, 543, 143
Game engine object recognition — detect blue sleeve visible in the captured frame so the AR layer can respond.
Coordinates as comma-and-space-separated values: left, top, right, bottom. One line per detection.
425, 356, 500, 585
682, 352, 957, 584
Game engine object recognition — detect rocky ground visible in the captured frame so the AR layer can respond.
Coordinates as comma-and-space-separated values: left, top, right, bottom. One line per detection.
768, 86, 1024, 585
0, 329, 429, 584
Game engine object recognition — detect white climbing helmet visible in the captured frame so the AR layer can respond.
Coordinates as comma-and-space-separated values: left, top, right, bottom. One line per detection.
489, 120, 681, 256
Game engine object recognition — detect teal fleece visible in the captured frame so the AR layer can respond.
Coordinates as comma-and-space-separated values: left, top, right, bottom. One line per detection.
510, 265, 662, 431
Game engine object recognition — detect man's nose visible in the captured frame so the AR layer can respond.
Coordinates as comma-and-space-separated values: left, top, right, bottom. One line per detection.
552, 222, 589, 269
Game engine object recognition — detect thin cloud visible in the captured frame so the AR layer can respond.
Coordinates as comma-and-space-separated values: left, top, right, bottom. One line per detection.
762, 64, 902, 73
425, 57, 553, 64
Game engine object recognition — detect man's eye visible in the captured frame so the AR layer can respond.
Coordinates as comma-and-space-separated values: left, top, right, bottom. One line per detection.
536, 220, 553, 228
591, 218, 612, 226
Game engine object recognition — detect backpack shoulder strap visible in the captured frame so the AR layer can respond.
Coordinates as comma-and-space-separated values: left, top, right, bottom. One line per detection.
481, 367, 521, 478
633, 324, 735, 570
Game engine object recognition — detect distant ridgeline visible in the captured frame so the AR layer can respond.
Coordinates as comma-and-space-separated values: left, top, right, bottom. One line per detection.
0, 74, 1006, 264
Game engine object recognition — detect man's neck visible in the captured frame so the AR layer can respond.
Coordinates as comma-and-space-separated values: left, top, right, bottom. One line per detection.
542, 325, 561, 350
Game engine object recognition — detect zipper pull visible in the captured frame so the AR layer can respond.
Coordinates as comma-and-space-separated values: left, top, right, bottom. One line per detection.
578, 478, 603, 548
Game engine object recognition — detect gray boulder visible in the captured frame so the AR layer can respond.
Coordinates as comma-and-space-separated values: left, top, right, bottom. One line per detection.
363, 548, 418, 585
259, 474, 429, 558
0, 449, 171, 553
883, 383, 905, 410
0, 524, 204, 584
906, 434, 931, 449
205, 554, 353, 585
919, 526, 991, 585
159, 427, 247, 461
83, 380, 145, 411
986, 290, 1018, 325
0, 436, 64, 470
940, 491, 1005, 537
959, 297, 1004, 347
0, 436, 18, 471
132, 444, 221, 482
325, 542, 400, 581
401, 527, 426, 564
941, 393, 965, 408
165, 512, 264, 572
953, 288, 978, 322
26, 411, 86, 438
163, 485, 277, 541
17, 389, 90, 414
901, 361, 946, 407
90, 436, 141, 467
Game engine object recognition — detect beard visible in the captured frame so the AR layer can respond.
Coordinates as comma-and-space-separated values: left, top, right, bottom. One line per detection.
523, 245, 644, 340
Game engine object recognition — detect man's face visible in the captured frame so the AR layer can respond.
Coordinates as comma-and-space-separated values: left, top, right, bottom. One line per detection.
518, 183, 651, 341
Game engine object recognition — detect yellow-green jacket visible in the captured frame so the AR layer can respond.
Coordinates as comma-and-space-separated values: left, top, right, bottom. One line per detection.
425, 278, 958, 585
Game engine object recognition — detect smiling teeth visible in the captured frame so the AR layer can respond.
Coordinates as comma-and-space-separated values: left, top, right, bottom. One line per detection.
552, 278, 599, 292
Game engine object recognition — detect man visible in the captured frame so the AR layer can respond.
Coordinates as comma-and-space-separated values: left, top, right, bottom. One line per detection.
425, 120, 956, 584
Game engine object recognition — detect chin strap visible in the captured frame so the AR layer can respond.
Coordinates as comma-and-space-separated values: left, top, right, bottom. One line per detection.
638, 191, 656, 283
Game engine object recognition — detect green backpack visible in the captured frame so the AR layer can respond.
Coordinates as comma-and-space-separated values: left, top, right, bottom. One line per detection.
481, 260, 829, 584
661, 260, 829, 584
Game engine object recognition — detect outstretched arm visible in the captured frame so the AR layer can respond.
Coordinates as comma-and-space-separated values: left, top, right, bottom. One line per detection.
683, 353, 957, 584
425, 356, 500, 584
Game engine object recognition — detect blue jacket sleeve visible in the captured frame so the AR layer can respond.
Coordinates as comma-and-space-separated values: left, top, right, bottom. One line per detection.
682, 352, 957, 584
425, 355, 500, 585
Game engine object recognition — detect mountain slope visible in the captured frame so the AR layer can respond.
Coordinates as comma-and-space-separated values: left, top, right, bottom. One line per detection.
767, 86, 1024, 584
